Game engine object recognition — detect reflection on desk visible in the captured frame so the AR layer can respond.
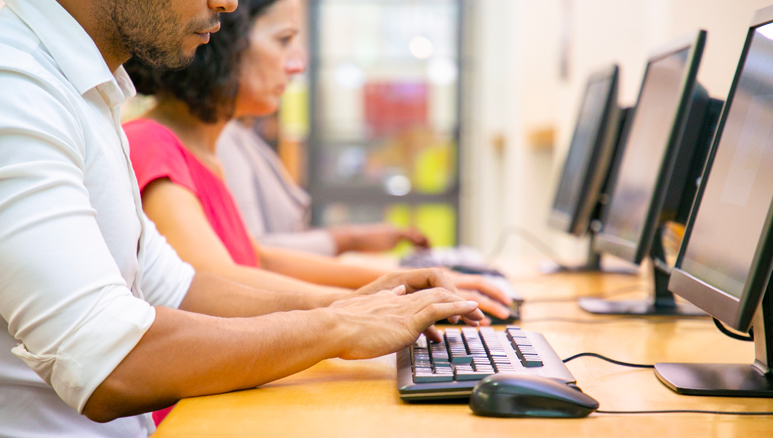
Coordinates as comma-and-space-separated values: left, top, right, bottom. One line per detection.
155, 265, 773, 438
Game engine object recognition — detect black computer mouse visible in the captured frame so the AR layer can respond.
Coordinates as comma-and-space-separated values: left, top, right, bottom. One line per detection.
469, 374, 599, 418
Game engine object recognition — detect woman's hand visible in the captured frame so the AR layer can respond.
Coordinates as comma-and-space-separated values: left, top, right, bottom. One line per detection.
443, 271, 513, 320
329, 223, 430, 254
353, 268, 485, 326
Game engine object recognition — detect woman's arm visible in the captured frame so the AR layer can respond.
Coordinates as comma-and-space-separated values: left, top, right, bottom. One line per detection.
257, 243, 390, 289
256, 241, 514, 320
142, 178, 350, 309
143, 177, 512, 318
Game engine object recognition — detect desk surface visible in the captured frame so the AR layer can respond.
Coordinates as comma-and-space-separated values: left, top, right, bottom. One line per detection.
154, 261, 773, 437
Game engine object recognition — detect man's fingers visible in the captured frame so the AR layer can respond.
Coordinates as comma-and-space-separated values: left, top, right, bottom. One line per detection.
412, 300, 479, 331
462, 308, 485, 321
420, 268, 458, 294
407, 287, 462, 309
460, 315, 480, 327
390, 285, 407, 296
422, 325, 443, 343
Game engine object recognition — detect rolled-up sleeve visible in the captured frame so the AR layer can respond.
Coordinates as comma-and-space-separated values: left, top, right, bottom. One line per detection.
0, 69, 155, 414
140, 213, 195, 309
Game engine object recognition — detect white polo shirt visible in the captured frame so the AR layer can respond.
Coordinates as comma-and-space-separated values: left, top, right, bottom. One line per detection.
0, 1, 195, 436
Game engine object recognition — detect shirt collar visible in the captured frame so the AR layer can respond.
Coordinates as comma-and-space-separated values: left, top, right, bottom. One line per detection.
5, 0, 125, 100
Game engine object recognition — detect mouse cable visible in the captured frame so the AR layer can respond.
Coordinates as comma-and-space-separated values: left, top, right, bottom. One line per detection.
561, 352, 654, 369
713, 318, 754, 342
488, 224, 568, 267
596, 409, 773, 416
565, 355, 773, 416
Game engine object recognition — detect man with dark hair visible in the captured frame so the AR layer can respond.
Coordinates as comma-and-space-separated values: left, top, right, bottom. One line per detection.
0, 1, 481, 436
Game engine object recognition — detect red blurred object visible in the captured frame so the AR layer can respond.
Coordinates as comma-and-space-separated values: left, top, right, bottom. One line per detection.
364, 82, 428, 137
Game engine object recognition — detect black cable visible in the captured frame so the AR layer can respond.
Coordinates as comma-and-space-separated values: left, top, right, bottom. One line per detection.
562, 352, 654, 368
488, 224, 568, 267
565, 354, 773, 416
713, 318, 754, 342
596, 409, 773, 416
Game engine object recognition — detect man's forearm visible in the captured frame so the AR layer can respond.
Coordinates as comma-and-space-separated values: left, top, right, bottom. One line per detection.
83, 305, 346, 422
83, 281, 481, 423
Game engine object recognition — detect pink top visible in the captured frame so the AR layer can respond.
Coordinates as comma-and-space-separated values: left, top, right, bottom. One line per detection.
125, 119, 259, 268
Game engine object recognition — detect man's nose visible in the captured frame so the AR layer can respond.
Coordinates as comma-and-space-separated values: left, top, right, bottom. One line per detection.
208, 0, 237, 14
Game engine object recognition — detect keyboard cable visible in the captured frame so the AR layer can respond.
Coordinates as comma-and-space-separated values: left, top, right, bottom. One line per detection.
562, 352, 773, 416
488, 224, 569, 267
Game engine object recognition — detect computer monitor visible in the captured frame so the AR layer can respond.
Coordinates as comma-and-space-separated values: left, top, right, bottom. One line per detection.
580, 30, 724, 316
548, 65, 631, 272
656, 7, 773, 397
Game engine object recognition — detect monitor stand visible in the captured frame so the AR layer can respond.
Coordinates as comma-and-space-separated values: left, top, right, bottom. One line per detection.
578, 227, 705, 316
539, 230, 640, 275
654, 289, 773, 397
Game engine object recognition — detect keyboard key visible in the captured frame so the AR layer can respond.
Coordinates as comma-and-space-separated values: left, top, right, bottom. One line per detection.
450, 355, 473, 365
455, 369, 494, 381
521, 355, 543, 368
414, 372, 453, 383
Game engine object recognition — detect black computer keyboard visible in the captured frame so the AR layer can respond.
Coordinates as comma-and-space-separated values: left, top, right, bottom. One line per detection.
397, 327, 575, 400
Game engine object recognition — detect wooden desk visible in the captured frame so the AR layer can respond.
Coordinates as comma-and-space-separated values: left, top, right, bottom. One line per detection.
155, 266, 773, 437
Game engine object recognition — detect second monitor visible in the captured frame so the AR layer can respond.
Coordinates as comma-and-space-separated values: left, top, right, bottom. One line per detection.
579, 30, 724, 316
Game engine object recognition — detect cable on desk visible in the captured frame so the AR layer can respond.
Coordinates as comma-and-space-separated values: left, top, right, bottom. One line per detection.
526, 284, 645, 304
596, 409, 773, 416
713, 318, 754, 342
488, 224, 567, 267
562, 352, 654, 369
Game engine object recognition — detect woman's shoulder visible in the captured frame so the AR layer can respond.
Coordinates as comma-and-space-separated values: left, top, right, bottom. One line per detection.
124, 118, 185, 155
124, 118, 194, 192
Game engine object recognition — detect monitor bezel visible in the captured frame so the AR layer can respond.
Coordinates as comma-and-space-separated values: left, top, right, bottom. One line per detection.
548, 65, 620, 236
670, 9, 773, 332
594, 30, 707, 265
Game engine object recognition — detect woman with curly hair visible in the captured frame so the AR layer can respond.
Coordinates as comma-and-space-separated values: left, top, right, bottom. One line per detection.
123, 0, 511, 322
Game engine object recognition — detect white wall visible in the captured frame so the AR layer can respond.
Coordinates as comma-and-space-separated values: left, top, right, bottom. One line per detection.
463, 0, 773, 261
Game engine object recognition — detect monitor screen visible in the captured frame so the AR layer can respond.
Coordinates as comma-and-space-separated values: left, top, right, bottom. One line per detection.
601, 49, 691, 248
552, 75, 615, 222
680, 23, 773, 300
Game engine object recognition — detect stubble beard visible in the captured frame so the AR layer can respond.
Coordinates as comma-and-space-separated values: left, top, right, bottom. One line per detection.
103, 0, 208, 70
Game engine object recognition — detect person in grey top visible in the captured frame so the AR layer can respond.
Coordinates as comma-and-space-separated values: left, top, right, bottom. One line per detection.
218, 117, 431, 256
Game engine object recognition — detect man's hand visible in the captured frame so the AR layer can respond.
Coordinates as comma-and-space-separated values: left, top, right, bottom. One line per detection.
329, 223, 430, 254
328, 286, 479, 358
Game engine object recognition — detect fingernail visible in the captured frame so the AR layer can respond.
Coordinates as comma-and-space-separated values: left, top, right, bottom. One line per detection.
466, 301, 479, 307
392, 285, 406, 294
